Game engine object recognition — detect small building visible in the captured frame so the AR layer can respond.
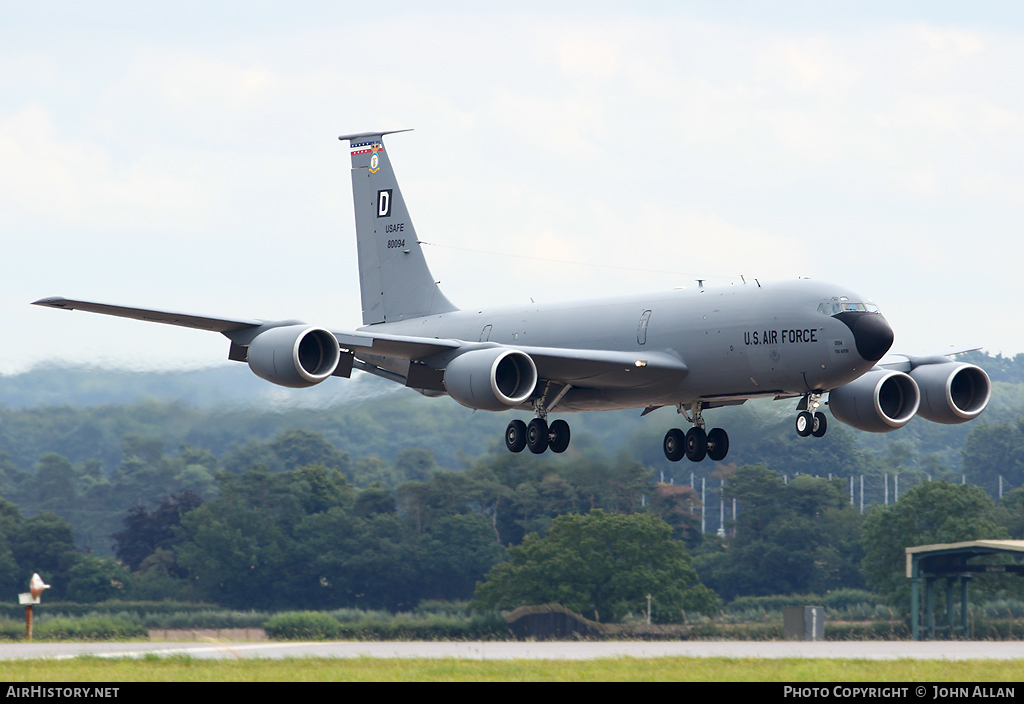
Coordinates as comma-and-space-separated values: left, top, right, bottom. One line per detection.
906, 540, 1024, 640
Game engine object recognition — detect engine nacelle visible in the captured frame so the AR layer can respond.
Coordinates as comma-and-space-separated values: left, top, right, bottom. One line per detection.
909, 362, 990, 424
247, 325, 341, 388
829, 369, 920, 433
444, 348, 538, 411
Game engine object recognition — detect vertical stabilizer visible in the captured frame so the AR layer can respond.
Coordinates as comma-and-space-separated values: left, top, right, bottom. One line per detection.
340, 130, 458, 325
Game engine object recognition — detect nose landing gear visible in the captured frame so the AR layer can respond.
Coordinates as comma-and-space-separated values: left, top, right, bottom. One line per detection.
663, 402, 730, 463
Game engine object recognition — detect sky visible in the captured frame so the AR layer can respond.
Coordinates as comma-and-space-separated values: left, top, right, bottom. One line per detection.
2, 1, 1023, 374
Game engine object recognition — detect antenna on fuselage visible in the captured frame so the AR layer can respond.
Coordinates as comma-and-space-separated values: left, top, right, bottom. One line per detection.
696, 279, 705, 289
741, 275, 746, 284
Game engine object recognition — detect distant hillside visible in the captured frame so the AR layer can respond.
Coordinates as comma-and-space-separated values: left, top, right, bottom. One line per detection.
1, 352, 1021, 476
0, 363, 400, 409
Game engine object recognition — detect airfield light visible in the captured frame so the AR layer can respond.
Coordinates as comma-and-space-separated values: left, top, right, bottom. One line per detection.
19, 573, 50, 641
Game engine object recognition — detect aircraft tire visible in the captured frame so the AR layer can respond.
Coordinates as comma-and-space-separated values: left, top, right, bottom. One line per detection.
685, 427, 707, 462
505, 419, 527, 453
527, 418, 549, 454
664, 428, 686, 462
812, 412, 828, 438
707, 427, 729, 462
549, 419, 571, 453
795, 411, 813, 437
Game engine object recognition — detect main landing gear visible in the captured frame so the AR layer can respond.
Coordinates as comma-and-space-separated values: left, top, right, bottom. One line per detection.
663, 402, 729, 463
505, 417, 571, 455
505, 384, 573, 455
795, 395, 828, 438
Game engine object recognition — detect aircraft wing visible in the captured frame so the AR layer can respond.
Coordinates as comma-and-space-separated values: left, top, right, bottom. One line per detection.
32, 296, 461, 359
32, 297, 685, 388
516, 345, 688, 388
877, 345, 983, 372
32, 297, 265, 333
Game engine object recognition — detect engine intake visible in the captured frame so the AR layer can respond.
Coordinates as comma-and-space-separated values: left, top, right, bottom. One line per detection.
247, 325, 341, 388
444, 348, 538, 411
909, 362, 991, 424
829, 369, 920, 433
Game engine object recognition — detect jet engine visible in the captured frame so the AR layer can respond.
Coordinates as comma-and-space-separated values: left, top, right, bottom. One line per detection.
828, 369, 920, 433
444, 348, 538, 411
909, 361, 991, 424
247, 325, 341, 388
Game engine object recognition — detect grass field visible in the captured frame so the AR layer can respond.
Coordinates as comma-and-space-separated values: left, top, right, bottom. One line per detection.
1, 655, 1023, 682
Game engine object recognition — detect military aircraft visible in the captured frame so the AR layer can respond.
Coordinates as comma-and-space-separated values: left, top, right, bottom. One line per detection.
33, 129, 992, 462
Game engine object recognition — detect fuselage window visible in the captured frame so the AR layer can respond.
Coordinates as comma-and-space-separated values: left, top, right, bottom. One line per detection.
823, 301, 881, 316
638, 310, 652, 345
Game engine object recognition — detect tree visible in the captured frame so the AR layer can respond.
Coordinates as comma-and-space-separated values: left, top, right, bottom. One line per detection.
9, 512, 82, 599
993, 487, 1024, 539
861, 480, 1006, 609
692, 466, 865, 601
962, 419, 1024, 497
473, 510, 717, 622
112, 490, 203, 571
65, 555, 132, 602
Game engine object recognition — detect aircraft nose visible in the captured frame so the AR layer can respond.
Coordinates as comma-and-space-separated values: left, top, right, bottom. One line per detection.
851, 314, 894, 362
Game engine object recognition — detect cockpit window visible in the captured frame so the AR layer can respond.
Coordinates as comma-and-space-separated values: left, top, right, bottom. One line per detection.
818, 301, 880, 315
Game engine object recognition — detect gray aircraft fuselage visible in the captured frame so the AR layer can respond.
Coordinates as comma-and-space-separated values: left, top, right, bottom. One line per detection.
361, 278, 876, 412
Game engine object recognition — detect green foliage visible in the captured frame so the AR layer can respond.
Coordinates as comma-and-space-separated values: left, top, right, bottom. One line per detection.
693, 466, 865, 601
962, 419, 1024, 496
0, 616, 147, 642
861, 480, 1007, 609
9, 511, 82, 599
263, 611, 342, 640
112, 490, 202, 571
65, 555, 132, 603
992, 487, 1024, 539
473, 510, 717, 623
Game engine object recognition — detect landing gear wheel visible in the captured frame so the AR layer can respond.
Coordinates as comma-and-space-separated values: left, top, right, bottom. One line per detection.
685, 426, 707, 462
527, 418, 549, 454
549, 419, 571, 453
505, 419, 527, 453
707, 427, 730, 462
795, 411, 813, 437
664, 428, 685, 462
812, 411, 828, 438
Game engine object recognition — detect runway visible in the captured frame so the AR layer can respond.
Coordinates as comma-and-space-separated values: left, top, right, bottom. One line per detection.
0, 641, 1022, 661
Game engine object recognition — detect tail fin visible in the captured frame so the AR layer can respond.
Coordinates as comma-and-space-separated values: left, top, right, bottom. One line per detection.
340, 130, 458, 325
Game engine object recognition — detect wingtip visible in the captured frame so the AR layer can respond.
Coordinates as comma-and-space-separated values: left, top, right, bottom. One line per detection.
32, 296, 68, 307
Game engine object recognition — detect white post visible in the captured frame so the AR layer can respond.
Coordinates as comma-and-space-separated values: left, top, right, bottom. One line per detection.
701, 477, 706, 534
647, 594, 652, 625
884, 474, 889, 506
850, 476, 854, 506
895, 473, 899, 503
732, 497, 737, 536
720, 479, 725, 535
860, 475, 864, 514
999, 475, 1003, 500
